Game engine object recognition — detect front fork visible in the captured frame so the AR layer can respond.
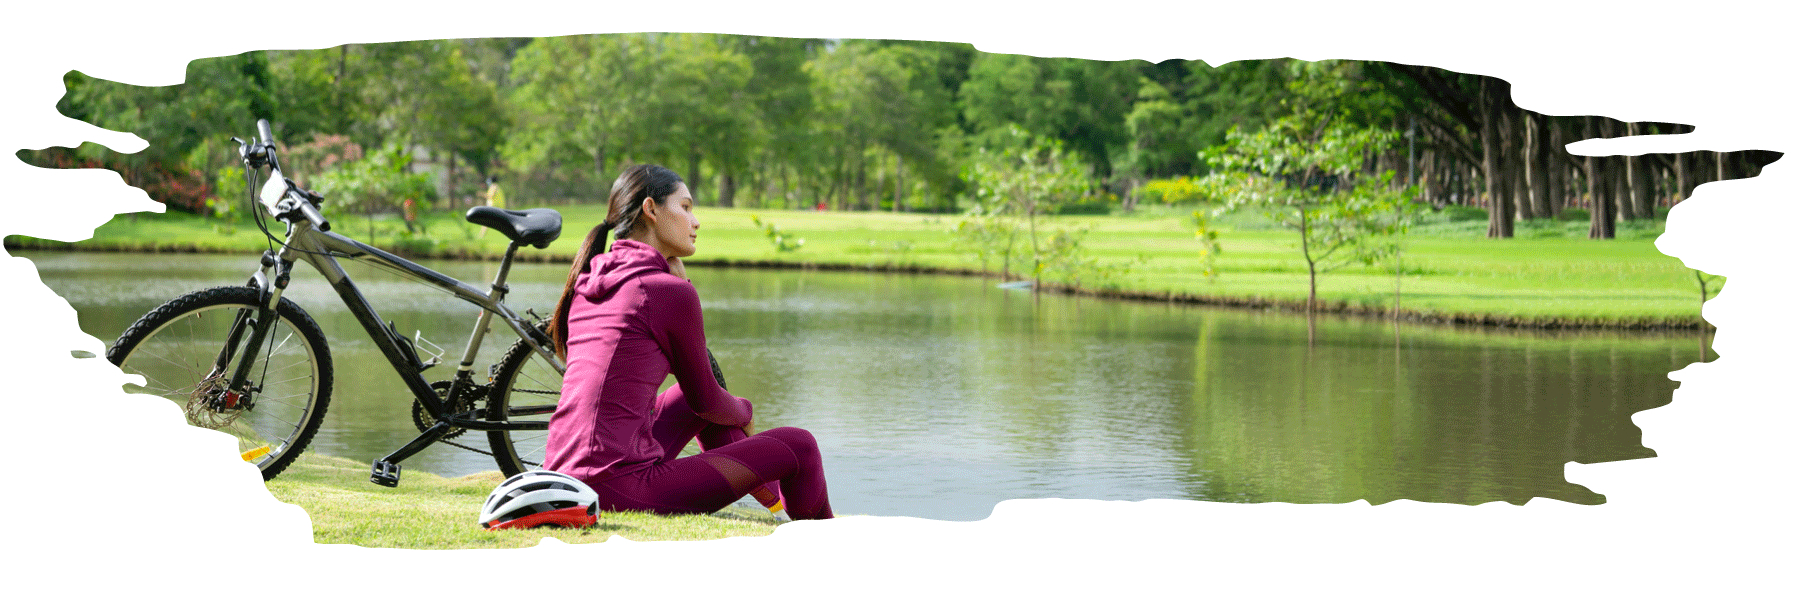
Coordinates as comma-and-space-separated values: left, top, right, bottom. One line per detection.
212, 251, 296, 409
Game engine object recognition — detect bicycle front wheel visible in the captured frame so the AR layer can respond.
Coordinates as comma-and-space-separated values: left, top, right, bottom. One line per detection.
107, 286, 333, 480
487, 325, 560, 476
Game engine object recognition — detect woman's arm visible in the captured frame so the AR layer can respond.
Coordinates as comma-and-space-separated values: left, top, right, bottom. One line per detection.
651, 277, 753, 427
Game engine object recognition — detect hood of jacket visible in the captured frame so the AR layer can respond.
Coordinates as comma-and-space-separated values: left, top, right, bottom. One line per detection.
574, 238, 671, 299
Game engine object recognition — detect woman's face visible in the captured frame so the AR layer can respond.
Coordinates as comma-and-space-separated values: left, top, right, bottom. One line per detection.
641, 182, 699, 259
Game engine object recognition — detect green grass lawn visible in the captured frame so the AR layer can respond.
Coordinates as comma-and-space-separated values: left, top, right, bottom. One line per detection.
266, 453, 778, 548
7, 202, 1709, 327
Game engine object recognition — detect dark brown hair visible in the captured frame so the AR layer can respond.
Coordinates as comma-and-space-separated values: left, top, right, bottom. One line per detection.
549, 164, 684, 359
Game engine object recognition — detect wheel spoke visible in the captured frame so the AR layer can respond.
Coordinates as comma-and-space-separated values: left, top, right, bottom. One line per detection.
114, 290, 331, 481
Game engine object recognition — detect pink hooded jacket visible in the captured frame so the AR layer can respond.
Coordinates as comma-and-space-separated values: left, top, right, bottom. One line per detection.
541, 239, 753, 483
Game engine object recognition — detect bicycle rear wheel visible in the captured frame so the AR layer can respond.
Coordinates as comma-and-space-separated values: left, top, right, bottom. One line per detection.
107, 286, 333, 480
487, 326, 561, 476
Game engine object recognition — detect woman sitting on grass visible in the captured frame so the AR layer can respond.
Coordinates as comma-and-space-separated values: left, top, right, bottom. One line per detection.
542, 164, 833, 521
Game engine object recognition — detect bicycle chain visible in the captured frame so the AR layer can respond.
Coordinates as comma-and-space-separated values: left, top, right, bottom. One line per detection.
413, 380, 488, 440
435, 436, 542, 469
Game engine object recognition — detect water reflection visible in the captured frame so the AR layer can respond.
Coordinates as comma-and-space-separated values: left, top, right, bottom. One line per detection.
26, 251, 1689, 520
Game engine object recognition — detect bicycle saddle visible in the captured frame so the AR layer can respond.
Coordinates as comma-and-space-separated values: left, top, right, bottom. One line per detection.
465, 207, 563, 249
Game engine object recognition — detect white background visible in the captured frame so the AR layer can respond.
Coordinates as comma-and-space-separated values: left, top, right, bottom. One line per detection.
2, 1, 1792, 596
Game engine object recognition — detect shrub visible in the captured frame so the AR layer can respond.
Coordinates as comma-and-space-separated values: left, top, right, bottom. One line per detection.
1442, 205, 1487, 222
1055, 199, 1113, 215
1559, 208, 1590, 222
1138, 177, 1208, 205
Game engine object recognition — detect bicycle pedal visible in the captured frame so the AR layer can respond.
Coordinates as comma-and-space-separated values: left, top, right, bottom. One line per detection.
370, 460, 401, 487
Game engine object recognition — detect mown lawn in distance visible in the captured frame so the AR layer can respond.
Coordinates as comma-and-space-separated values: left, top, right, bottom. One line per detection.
6, 201, 1707, 327
264, 453, 778, 548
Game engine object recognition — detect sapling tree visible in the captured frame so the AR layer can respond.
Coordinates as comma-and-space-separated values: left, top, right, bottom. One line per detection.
959, 125, 1096, 288
1199, 110, 1411, 314
314, 145, 437, 241
749, 214, 805, 252
1694, 269, 1724, 360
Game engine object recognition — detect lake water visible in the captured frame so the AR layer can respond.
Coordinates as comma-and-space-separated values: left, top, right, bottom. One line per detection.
23, 250, 1699, 520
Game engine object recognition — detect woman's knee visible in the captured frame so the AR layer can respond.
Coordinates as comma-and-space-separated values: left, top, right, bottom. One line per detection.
762, 426, 819, 457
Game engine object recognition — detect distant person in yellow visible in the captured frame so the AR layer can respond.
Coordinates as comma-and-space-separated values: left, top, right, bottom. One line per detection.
485, 175, 506, 209
480, 175, 506, 238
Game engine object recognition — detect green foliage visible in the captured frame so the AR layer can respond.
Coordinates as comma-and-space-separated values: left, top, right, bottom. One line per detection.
960, 53, 1138, 178
506, 33, 755, 199
1559, 208, 1590, 222
1694, 269, 1724, 304
1036, 226, 1136, 287
1198, 100, 1412, 305
313, 146, 437, 216
208, 166, 247, 234
950, 213, 1017, 275
58, 52, 271, 175
749, 214, 805, 252
960, 126, 1098, 282
1192, 210, 1222, 279
1442, 205, 1488, 222
268, 41, 506, 167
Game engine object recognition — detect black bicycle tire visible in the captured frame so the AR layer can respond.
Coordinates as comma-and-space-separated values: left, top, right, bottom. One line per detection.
107, 286, 334, 481
486, 323, 557, 476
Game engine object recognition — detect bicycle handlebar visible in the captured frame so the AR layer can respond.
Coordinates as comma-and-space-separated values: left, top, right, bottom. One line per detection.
247, 119, 330, 232
295, 191, 330, 232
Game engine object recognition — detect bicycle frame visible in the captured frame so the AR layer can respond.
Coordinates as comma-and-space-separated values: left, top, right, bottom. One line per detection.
221, 123, 564, 485
252, 217, 566, 429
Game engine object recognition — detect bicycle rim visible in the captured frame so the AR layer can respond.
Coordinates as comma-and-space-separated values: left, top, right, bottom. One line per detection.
118, 299, 326, 475
489, 343, 560, 475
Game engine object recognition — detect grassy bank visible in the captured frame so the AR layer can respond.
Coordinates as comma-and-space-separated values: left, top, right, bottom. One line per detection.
7, 203, 1708, 328
266, 453, 778, 548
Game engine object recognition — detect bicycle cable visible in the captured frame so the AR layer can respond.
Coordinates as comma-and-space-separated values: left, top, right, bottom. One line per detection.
245, 166, 353, 260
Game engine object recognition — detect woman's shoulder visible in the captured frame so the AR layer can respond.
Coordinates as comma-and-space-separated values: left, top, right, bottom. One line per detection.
635, 272, 699, 300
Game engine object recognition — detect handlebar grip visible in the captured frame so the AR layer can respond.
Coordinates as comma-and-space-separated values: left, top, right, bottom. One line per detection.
296, 196, 330, 232
257, 119, 275, 146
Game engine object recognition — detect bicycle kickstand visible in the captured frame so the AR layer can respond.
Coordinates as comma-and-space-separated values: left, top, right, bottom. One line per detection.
370, 421, 453, 487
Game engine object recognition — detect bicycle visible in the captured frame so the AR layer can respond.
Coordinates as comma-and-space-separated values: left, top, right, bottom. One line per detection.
105, 119, 571, 487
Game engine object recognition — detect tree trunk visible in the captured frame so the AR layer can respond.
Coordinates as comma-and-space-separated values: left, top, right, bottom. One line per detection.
1481, 77, 1513, 238
1422, 148, 1439, 207
446, 152, 457, 210
1585, 117, 1615, 239
1626, 122, 1653, 219
894, 154, 904, 213
1674, 151, 1691, 203
719, 172, 737, 208
1527, 112, 1552, 219
1506, 105, 1531, 221
1608, 137, 1630, 223
686, 149, 702, 204
855, 158, 868, 211
1546, 119, 1566, 218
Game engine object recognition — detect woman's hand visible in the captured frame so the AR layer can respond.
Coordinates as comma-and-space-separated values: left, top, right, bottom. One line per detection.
667, 256, 689, 280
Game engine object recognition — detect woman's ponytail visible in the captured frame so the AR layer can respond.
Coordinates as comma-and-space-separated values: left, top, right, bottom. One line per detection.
550, 220, 611, 360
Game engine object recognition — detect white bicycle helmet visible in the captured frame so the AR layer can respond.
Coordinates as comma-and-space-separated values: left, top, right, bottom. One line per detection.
478, 470, 600, 530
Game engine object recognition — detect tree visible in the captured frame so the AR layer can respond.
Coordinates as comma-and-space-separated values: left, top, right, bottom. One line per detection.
1199, 110, 1410, 314
960, 53, 1138, 179
805, 40, 958, 211
959, 125, 1095, 287
506, 34, 658, 185
313, 145, 437, 239
55, 51, 274, 211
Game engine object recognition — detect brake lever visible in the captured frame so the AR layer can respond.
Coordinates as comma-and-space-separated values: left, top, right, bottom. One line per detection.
284, 177, 325, 205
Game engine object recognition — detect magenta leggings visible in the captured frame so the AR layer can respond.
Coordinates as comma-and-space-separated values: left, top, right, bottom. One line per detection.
588, 385, 834, 520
